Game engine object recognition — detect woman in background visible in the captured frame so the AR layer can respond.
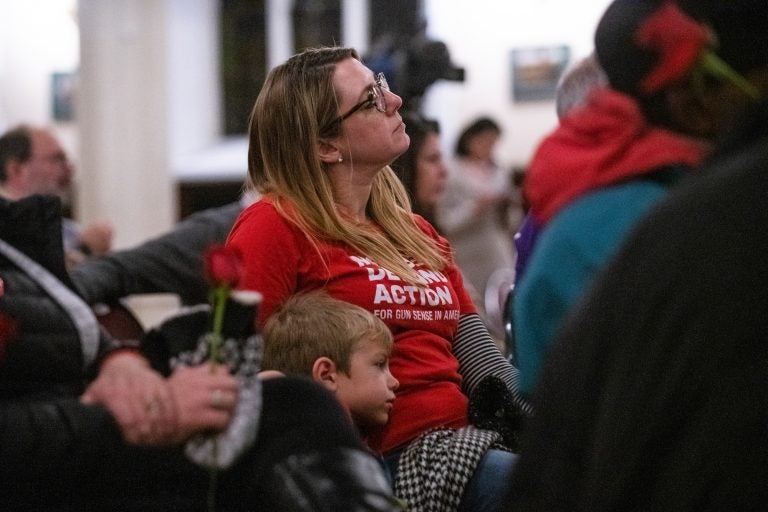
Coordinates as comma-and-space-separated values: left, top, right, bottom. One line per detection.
391, 111, 447, 231
438, 117, 517, 306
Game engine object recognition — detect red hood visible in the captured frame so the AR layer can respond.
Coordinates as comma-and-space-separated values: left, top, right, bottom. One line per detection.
525, 88, 708, 225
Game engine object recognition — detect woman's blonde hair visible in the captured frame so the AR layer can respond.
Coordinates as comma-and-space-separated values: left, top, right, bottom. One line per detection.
247, 46, 448, 284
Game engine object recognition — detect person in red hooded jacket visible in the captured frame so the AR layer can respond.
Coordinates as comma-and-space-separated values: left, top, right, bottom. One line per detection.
513, 0, 763, 396
505, 0, 768, 508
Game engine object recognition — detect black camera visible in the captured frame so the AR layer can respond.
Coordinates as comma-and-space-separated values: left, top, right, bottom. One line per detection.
401, 38, 465, 111
365, 32, 465, 113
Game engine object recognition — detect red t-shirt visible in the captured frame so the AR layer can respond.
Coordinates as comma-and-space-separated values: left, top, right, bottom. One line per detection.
226, 198, 477, 453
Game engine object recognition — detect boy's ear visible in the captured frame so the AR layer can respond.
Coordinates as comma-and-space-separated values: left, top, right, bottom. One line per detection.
312, 357, 339, 392
317, 138, 341, 164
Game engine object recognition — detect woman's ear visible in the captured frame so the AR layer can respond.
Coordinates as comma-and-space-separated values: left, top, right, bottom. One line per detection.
312, 357, 339, 392
318, 138, 342, 164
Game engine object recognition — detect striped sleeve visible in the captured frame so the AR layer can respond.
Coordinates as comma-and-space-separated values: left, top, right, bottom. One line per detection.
453, 313, 533, 416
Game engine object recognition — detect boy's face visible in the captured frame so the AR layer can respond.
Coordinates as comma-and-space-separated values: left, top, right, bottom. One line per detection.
335, 338, 398, 429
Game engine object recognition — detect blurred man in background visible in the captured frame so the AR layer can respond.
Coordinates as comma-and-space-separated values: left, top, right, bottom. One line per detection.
0, 124, 112, 268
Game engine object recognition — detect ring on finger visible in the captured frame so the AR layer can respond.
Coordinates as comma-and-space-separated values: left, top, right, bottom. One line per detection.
210, 388, 226, 409
144, 396, 161, 416
145, 399, 161, 415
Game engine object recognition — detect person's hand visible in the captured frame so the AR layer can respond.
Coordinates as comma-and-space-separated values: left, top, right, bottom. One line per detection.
79, 222, 113, 256
81, 352, 177, 445
165, 364, 240, 444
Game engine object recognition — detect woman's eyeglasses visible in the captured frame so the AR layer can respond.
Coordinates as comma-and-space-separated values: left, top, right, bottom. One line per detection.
322, 73, 389, 132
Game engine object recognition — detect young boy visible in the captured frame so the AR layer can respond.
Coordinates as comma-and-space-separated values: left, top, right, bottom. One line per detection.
262, 291, 399, 436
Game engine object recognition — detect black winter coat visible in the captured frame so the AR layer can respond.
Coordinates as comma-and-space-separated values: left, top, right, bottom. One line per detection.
0, 195, 126, 509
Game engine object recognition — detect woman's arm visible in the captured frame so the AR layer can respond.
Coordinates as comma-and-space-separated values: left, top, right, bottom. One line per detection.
452, 313, 533, 416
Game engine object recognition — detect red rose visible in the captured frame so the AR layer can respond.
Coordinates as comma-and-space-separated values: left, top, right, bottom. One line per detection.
205, 244, 243, 288
635, 0, 711, 94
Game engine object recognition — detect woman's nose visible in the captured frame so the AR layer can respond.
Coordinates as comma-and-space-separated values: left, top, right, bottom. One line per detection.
384, 88, 403, 113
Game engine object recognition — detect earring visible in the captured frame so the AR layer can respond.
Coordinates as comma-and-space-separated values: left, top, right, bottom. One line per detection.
338, 155, 343, 163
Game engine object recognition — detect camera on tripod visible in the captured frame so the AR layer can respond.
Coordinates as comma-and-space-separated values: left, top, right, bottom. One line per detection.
365, 30, 465, 113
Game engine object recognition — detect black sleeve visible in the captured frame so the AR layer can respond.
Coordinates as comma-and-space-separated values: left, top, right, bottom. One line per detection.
0, 397, 122, 478
219, 377, 400, 511
71, 202, 243, 306
453, 313, 533, 416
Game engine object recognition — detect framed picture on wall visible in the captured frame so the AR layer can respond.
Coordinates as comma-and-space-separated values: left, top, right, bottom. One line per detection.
51, 71, 76, 122
511, 45, 570, 103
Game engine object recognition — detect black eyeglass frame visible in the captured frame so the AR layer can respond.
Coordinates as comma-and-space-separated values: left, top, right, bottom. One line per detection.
322, 73, 389, 132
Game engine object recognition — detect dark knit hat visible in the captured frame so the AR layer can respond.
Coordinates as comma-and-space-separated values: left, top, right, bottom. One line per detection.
678, 0, 768, 75
595, 0, 710, 98
596, 0, 768, 98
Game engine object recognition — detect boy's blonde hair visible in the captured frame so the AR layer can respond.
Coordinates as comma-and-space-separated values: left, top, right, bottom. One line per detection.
263, 291, 393, 375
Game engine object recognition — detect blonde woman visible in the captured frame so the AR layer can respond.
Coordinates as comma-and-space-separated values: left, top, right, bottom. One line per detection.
227, 46, 531, 509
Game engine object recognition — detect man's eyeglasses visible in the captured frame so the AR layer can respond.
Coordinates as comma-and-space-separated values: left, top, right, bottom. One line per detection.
323, 73, 389, 132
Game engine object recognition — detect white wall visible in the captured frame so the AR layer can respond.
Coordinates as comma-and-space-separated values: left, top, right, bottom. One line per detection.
422, 0, 612, 168
167, 0, 222, 159
77, 0, 176, 248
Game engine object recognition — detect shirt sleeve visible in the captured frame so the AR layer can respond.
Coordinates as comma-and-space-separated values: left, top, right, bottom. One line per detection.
452, 313, 533, 415
226, 201, 304, 326
71, 202, 243, 306
1, 398, 122, 477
